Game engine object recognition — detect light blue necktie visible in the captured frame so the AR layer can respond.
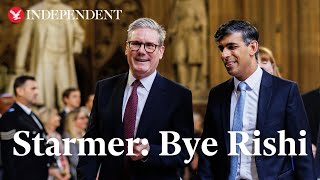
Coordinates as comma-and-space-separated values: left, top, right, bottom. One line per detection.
229, 82, 247, 180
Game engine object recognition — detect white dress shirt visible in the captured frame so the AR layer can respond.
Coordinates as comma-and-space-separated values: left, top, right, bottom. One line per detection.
122, 70, 157, 137
16, 101, 43, 130
63, 107, 72, 114
230, 66, 263, 180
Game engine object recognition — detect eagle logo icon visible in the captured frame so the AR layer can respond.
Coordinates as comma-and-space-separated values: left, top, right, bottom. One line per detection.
8, 6, 24, 23
10, 9, 22, 20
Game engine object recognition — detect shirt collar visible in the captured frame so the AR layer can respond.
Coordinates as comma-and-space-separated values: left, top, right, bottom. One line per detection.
16, 101, 32, 115
233, 66, 263, 90
127, 70, 157, 92
64, 107, 72, 113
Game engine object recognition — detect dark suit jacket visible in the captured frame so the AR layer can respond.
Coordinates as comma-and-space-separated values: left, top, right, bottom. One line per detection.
316, 128, 320, 178
198, 71, 315, 180
77, 72, 194, 180
302, 88, 320, 145
57, 110, 67, 135
0, 103, 50, 180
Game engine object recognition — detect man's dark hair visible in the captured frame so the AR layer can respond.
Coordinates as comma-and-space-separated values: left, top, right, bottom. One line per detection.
62, 87, 79, 103
214, 20, 259, 59
13, 75, 36, 96
85, 94, 94, 103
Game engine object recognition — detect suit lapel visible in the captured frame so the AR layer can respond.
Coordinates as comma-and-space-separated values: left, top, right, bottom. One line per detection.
136, 73, 166, 138
32, 112, 47, 133
110, 74, 128, 138
13, 103, 42, 131
223, 79, 234, 153
256, 71, 273, 134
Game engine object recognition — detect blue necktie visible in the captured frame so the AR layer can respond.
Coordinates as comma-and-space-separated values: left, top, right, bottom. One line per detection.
229, 82, 247, 180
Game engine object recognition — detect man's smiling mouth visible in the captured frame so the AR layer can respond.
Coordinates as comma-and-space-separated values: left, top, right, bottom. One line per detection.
135, 59, 149, 62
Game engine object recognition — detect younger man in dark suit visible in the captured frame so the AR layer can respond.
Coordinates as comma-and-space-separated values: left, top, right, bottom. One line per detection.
198, 20, 315, 179
57, 87, 81, 134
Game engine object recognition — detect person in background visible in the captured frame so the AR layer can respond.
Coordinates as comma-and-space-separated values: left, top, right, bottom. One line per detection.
38, 107, 71, 180
302, 88, 320, 160
0, 75, 62, 180
183, 112, 204, 180
83, 94, 94, 116
302, 88, 320, 178
57, 87, 81, 134
0, 93, 15, 180
316, 128, 320, 178
63, 107, 88, 180
0, 93, 15, 118
258, 46, 282, 77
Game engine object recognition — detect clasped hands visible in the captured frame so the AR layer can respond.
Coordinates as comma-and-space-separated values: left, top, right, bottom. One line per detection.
129, 139, 150, 161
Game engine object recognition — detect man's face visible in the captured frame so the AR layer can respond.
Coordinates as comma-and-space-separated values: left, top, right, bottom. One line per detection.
217, 32, 258, 81
17, 80, 39, 106
125, 28, 165, 79
65, 91, 81, 109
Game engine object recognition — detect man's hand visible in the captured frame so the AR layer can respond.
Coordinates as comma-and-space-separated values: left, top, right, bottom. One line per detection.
190, 152, 199, 171
130, 139, 150, 161
49, 167, 70, 180
312, 144, 317, 158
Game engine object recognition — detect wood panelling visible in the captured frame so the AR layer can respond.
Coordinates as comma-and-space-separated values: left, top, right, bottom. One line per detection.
207, 0, 319, 93
298, 0, 320, 92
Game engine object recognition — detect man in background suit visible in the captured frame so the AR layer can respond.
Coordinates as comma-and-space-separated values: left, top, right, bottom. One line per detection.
77, 18, 194, 179
303, 88, 320, 158
0, 76, 65, 180
303, 88, 320, 179
0, 93, 15, 180
0, 93, 15, 118
57, 87, 81, 134
316, 129, 320, 178
198, 20, 315, 179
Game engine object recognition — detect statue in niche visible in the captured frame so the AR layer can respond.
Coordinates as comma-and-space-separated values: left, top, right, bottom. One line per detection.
15, 0, 85, 108
168, 0, 208, 91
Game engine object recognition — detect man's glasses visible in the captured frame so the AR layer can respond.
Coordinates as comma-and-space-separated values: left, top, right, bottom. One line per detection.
127, 41, 160, 53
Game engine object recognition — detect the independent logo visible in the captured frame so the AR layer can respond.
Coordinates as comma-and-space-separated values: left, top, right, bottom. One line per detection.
8, 6, 25, 23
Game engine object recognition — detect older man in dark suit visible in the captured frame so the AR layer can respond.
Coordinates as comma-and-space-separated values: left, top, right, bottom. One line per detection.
77, 18, 194, 180
198, 20, 315, 180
